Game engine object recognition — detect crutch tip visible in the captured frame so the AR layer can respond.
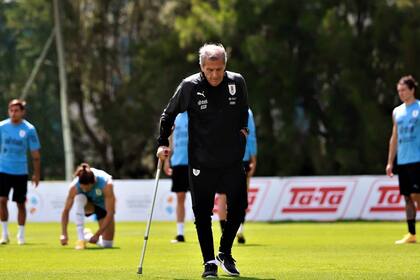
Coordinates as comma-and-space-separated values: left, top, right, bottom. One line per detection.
137, 267, 143, 274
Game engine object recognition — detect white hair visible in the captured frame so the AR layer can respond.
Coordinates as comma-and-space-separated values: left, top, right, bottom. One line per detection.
198, 43, 227, 66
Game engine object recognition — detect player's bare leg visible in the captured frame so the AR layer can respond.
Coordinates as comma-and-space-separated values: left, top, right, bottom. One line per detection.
395, 195, 417, 244
0, 197, 9, 244
172, 192, 186, 243
218, 194, 227, 232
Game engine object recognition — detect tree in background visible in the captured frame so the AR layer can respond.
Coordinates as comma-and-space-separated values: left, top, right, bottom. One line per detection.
0, 0, 63, 178
0, 0, 419, 178
171, 0, 420, 175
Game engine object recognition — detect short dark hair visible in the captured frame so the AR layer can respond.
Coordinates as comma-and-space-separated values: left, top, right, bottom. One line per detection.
398, 75, 418, 92
74, 163, 95, 184
8, 99, 26, 110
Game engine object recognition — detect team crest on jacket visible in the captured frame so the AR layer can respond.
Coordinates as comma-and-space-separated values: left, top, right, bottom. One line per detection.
19, 130, 26, 138
228, 84, 236, 95
413, 110, 419, 118
96, 189, 102, 196
193, 168, 200, 176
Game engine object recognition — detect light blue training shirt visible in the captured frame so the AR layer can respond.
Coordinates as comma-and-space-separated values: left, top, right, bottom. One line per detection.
170, 110, 257, 165
243, 109, 257, 162
393, 100, 420, 165
0, 119, 41, 175
73, 168, 112, 210
171, 112, 189, 167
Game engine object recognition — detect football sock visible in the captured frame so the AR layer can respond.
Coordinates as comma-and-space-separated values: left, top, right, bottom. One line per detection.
237, 223, 244, 235
177, 222, 184, 236
101, 239, 113, 248
17, 225, 24, 238
74, 194, 87, 240
407, 219, 416, 235
1, 221, 8, 238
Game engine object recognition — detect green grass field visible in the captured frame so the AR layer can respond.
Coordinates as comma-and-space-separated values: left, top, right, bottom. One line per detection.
0, 221, 420, 279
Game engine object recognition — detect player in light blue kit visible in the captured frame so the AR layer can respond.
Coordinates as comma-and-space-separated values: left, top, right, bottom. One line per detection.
0, 99, 41, 245
218, 108, 257, 244
164, 112, 190, 243
386, 75, 420, 244
60, 163, 116, 249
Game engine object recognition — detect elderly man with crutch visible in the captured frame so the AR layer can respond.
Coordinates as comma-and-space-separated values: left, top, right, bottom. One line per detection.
155, 43, 249, 278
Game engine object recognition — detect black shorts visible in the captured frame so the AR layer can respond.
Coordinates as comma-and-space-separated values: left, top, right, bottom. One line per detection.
171, 165, 189, 193
398, 162, 420, 196
0, 173, 28, 203
85, 203, 107, 220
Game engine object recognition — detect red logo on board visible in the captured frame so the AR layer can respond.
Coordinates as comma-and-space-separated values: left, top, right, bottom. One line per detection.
213, 187, 259, 213
282, 187, 346, 213
369, 186, 403, 212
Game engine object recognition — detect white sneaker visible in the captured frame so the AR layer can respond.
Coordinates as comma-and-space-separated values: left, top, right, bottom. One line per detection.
17, 235, 25, 245
0, 236, 9, 245
83, 228, 93, 241
97, 235, 103, 247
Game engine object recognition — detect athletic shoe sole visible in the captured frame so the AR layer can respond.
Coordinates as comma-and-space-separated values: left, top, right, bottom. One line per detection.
216, 255, 240, 276
170, 238, 186, 243
170, 235, 185, 243
395, 240, 416, 244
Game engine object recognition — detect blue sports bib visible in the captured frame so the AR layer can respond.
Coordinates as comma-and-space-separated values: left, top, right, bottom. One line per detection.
0, 119, 41, 175
393, 100, 420, 165
74, 168, 112, 209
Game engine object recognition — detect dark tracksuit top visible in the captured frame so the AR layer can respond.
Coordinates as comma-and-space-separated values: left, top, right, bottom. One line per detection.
158, 71, 249, 169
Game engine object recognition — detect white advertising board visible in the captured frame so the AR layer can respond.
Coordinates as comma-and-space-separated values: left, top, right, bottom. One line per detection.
5, 176, 407, 222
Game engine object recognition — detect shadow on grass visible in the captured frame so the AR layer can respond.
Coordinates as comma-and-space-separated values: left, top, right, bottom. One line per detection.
58, 244, 121, 250
219, 277, 276, 280
13, 242, 48, 246
236, 243, 265, 247
85, 246, 121, 250
267, 219, 404, 224
173, 277, 276, 280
